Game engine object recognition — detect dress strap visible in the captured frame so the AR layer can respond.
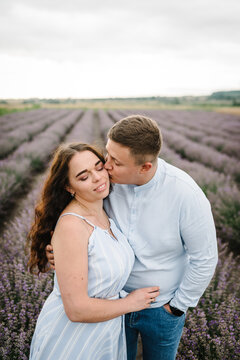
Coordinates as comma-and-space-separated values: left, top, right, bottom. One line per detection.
59, 212, 96, 228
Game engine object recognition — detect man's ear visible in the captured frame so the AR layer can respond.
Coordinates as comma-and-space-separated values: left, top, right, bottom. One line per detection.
139, 162, 153, 174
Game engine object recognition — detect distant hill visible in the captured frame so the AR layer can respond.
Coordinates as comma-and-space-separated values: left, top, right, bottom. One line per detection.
19, 91, 240, 104
209, 90, 240, 101
1, 90, 240, 112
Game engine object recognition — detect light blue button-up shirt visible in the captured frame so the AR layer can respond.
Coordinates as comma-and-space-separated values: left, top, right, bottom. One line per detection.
104, 158, 218, 312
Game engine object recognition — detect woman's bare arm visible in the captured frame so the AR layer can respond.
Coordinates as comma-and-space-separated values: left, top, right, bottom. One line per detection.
52, 216, 159, 323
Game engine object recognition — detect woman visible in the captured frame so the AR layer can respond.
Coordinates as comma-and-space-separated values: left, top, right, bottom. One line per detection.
28, 142, 159, 360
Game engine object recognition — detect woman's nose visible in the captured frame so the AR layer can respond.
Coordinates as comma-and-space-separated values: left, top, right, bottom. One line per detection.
92, 170, 101, 182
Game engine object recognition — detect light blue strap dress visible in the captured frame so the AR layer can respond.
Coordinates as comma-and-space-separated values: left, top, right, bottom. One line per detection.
29, 213, 135, 360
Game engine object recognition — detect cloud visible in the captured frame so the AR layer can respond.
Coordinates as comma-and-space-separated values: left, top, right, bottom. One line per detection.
0, 0, 239, 97
1, 0, 239, 60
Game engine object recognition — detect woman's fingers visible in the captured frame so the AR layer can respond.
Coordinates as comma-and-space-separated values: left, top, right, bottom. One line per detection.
141, 287, 160, 305
147, 296, 158, 302
147, 289, 159, 304
147, 288, 160, 297
145, 286, 160, 293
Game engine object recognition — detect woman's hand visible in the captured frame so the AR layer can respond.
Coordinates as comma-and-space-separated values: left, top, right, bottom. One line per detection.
126, 287, 160, 312
45, 244, 55, 270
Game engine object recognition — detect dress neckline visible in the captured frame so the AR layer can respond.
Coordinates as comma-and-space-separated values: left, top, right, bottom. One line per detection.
59, 212, 117, 240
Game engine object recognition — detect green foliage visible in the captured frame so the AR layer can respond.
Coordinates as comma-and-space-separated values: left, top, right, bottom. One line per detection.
232, 98, 240, 106
216, 196, 240, 252
234, 171, 240, 185
0, 105, 41, 117
210, 90, 240, 100
201, 183, 218, 196
30, 157, 45, 172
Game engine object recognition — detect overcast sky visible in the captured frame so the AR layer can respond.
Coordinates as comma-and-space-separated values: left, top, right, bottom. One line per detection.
0, 0, 239, 98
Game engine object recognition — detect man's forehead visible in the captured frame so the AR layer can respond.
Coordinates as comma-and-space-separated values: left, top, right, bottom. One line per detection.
106, 139, 133, 162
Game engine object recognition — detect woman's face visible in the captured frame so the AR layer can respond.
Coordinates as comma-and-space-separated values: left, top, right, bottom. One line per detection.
67, 150, 110, 202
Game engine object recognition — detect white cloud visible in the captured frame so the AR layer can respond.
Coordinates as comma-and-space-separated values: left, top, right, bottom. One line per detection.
0, 0, 239, 97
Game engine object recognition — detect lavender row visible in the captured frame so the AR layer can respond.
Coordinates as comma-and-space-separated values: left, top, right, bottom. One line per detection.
150, 110, 240, 159
146, 109, 240, 141
116, 110, 240, 183
155, 114, 240, 159
160, 143, 230, 191
0, 110, 82, 218
64, 109, 114, 150
0, 110, 70, 159
118, 109, 240, 158
0, 109, 57, 134
0, 109, 44, 126
97, 109, 115, 142
160, 127, 240, 183
176, 241, 240, 360
65, 109, 98, 144
107, 110, 123, 123
116, 109, 240, 139
0, 178, 53, 360
100, 109, 239, 189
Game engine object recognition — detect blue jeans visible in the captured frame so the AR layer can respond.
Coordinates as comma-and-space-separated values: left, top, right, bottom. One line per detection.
125, 306, 185, 360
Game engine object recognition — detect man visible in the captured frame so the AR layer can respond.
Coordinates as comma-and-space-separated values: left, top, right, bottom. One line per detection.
47, 115, 218, 360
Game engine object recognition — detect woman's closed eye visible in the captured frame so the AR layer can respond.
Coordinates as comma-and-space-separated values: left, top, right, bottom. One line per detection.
79, 164, 104, 181
96, 165, 104, 171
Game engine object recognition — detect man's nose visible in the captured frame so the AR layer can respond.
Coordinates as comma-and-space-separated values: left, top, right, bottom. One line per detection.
104, 159, 113, 170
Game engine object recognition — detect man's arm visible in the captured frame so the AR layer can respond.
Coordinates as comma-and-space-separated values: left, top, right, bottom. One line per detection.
170, 189, 218, 313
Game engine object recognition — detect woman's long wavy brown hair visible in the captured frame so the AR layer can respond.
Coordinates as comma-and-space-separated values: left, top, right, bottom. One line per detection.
27, 142, 105, 275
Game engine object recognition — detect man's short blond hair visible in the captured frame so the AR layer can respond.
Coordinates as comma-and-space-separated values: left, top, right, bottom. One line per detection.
107, 115, 162, 164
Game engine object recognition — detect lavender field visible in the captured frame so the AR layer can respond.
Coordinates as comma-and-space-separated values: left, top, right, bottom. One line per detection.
0, 109, 240, 359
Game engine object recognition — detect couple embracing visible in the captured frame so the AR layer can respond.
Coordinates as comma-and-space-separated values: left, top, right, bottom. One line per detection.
28, 115, 218, 360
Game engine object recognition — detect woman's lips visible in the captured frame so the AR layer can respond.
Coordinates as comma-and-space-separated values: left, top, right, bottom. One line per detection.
94, 182, 107, 192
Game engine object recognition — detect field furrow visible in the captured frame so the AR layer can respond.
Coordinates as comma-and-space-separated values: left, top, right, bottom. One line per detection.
97, 109, 115, 142
0, 110, 71, 159
0, 110, 83, 219
118, 110, 240, 183
0, 109, 57, 134
118, 109, 240, 157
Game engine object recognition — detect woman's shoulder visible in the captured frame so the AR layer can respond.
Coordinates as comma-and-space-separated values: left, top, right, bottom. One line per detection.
52, 213, 94, 251
55, 209, 92, 235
